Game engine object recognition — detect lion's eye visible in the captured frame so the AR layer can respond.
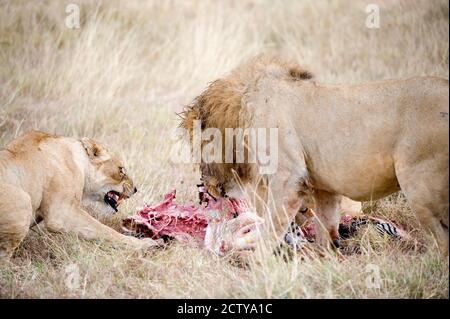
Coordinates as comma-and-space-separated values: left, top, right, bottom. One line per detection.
119, 167, 126, 176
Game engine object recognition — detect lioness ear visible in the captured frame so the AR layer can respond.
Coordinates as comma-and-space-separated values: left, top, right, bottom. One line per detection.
80, 137, 110, 162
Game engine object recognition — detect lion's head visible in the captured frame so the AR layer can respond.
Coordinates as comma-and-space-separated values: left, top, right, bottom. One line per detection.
80, 137, 137, 213
179, 55, 313, 198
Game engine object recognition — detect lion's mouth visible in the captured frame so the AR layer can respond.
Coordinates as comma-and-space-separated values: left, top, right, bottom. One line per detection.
104, 191, 127, 212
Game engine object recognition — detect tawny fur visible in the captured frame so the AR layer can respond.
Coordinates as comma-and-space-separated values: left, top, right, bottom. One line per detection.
181, 55, 313, 191
180, 55, 449, 255
0, 131, 157, 259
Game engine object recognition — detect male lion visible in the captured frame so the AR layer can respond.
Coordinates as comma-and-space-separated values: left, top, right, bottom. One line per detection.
0, 131, 158, 259
181, 56, 449, 255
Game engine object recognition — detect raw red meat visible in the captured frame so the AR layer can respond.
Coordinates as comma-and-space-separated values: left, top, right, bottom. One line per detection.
122, 187, 251, 247
123, 187, 413, 252
123, 190, 207, 246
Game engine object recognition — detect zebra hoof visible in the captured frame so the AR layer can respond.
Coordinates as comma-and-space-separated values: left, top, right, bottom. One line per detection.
332, 238, 341, 249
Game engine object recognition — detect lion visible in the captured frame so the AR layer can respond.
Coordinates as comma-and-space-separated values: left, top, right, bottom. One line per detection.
180, 55, 449, 255
0, 131, 158, 260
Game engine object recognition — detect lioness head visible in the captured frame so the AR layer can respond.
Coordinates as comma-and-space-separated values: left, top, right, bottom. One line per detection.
80, 137, 137, 213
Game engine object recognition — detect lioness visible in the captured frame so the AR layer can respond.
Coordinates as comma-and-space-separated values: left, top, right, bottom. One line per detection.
0, 131, 157, 259
181, 56, 449, 255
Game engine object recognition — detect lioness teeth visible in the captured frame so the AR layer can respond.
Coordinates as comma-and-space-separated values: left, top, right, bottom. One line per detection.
109, 192, 120, 201
105, 190, 125, 212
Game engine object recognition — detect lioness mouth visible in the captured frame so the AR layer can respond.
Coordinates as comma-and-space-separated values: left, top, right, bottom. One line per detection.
104, 191, 126, 212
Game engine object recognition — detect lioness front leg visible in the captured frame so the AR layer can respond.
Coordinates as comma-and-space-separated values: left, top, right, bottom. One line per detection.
313, 190, 342, 249
0, 183, 33, 260
42, 204, 158, 249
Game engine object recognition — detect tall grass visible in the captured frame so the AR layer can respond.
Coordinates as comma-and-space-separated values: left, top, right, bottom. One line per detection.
0, 0, 448, 298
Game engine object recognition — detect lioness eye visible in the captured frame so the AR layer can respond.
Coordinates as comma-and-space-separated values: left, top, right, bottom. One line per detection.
119, 167, 126, 175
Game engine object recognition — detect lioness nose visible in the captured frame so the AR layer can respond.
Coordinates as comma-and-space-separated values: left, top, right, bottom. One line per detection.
134, 187, 138, 194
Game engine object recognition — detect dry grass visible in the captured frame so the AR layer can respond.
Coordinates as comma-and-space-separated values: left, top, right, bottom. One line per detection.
0, 0, 448, 298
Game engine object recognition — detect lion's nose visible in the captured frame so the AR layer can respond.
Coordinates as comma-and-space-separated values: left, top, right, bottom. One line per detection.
134, 187, 138, 194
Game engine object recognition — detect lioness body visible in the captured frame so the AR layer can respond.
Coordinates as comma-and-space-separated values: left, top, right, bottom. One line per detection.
0, 131, 155, 259
182, 56, 449, 254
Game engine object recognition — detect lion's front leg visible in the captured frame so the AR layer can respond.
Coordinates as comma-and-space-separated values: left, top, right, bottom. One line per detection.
212, 169, 306, 256
262, 169, 307, 245
41, 203, 159, 249
313, 190, 342, 249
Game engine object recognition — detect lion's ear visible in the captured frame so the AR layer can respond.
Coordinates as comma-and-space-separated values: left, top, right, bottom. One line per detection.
80, 137, 110, 162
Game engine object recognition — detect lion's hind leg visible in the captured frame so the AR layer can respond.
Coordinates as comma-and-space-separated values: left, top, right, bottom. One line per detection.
0, 183, 33, 260
395, 159, 449, 256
